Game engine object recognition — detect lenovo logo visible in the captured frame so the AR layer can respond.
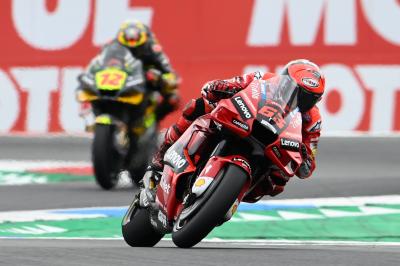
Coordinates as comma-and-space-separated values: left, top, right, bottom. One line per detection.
232, 96, 253, 120
165, 149, 187, 169
280, 138, 300, 151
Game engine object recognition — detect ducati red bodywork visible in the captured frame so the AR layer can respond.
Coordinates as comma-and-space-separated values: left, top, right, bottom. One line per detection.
154, 76, 303, 230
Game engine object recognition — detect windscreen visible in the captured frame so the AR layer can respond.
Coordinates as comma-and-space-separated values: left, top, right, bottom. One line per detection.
254, 75, 300, 136
261, 75, 299, 115
95, 43, 144, 91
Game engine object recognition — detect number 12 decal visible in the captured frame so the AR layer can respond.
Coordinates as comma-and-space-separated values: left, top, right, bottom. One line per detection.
95, 68, 127, 90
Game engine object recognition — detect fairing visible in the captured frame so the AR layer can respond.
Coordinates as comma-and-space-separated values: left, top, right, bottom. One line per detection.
153, 74, 304, 231
211, 74, 303, 176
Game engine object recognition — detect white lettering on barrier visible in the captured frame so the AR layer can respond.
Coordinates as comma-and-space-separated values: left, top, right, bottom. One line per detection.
11, 68, 58, 132
1, 64, 400, 133
324, 0, 356, 45
12, 0, 153, 49
60, 67, 84, 132
356, 66, 400, 131
360, 0, 400, 45
248, 64, 400, 132
12, 0, 91, 50
247, 0, 400, 47
247, 0, 356, 46
0, 70, 20, 131
319, 64, 365, 132
94, 0, 153, 46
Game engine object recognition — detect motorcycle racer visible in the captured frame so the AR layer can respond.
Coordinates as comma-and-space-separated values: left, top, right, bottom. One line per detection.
80, 20, 180, 121
143, 59, 325, 201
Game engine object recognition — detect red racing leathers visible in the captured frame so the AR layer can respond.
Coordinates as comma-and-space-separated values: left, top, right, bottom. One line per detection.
153, 71, 322, 197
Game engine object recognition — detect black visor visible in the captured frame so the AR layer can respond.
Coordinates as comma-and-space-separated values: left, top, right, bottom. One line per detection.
297, 86, 322, 112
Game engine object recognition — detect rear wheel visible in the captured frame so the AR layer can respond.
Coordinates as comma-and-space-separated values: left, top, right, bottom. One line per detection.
92, 124, 122, 190
172, 164, 248, 248
122, 196, 164, 247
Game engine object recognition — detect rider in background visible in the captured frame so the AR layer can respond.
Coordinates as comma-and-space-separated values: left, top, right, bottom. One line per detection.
146, 59, 325, 199
81, 20, 180, 121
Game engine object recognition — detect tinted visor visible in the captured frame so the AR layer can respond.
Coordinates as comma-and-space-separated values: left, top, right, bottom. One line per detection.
298, 86, 322, 112
122, 27, 147, 47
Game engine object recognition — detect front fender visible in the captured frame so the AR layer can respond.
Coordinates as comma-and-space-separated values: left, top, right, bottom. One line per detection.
178, 155, 251, 222
191, 155, 252, 198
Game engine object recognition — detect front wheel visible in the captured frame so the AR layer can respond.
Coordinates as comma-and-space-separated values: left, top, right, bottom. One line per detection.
172, 164, 248, 248
92, 124, 122, 190
122, 196, 164, 247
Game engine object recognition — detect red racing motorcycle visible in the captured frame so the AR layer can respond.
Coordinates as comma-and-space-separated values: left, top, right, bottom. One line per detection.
122, 74, 304, 248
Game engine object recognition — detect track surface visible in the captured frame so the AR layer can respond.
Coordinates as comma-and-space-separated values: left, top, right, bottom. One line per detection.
0, 136, 399, 265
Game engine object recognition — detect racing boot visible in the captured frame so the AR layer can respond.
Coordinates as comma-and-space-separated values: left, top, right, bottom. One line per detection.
138, 99, 203, 207
139, 141, 172, 208
139, 166, 161, 208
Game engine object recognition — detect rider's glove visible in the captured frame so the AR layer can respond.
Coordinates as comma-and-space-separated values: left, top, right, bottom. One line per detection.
146, 68, 163, 89
296, 143, 313, 179
160, 72, 179, 94
201, 81, 237, 103
155, 94, 180, 121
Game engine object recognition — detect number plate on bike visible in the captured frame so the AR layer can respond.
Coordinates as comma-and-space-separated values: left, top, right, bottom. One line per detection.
95, 68, 127, 90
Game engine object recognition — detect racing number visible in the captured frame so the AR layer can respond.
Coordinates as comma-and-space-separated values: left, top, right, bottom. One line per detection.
99, 72, 124, 87
262, 104, 285, 129
95, 69, 127, 90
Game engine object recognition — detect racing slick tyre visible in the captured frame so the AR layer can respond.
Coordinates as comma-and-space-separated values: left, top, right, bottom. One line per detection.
92, 124, 121, 190
122, 198, 164, 247
172, 164, 248, 248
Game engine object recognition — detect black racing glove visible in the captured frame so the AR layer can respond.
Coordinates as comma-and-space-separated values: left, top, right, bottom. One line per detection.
297, 143, 312, 179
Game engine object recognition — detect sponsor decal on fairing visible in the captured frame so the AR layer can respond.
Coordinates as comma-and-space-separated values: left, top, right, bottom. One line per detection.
164, 149, 187, 170
233, 157, 252, 173
191, 176, 214, 197
280, 138, 300, 151
272, 146, 281, 158
232, 96, 254, 120
250, 82, 260, 99
160, 177, 171, 194
232, 119, 249, 131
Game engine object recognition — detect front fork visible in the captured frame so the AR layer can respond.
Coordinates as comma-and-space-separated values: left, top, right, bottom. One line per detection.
189, 140, 253, 220
79, 102, 96, 132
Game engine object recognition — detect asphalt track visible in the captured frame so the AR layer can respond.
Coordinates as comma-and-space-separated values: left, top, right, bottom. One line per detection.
0, 135, 399, 265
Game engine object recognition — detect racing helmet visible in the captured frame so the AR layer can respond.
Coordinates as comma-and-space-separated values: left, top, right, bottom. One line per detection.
117, 20, 148, 48
281, 59, 325, 112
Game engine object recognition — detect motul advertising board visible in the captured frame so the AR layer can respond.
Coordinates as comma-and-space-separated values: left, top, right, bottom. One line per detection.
0, 0, 399, 134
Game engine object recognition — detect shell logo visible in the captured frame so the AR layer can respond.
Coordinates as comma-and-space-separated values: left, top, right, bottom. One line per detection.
194, 178, 206, 187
